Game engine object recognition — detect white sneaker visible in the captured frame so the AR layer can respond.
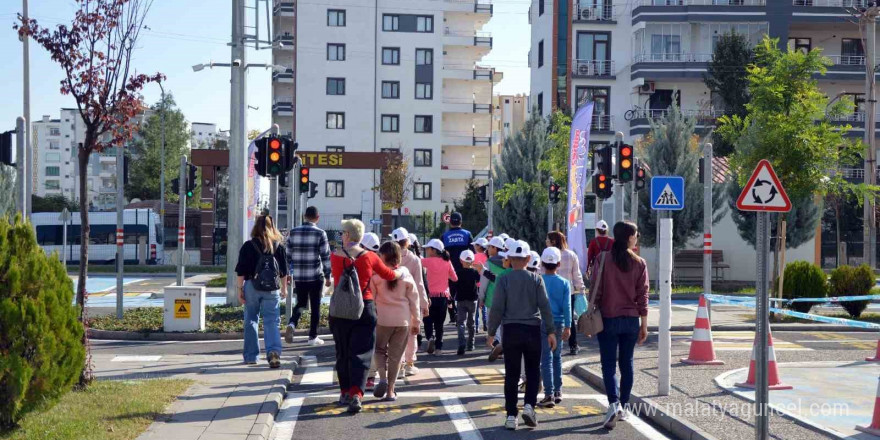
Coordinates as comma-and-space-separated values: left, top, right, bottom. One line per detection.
505, 415, 518, 430
618, 403, 629, 422
404, 364, 419, 376
603, 402, 620, 430
307, 337, 324, 346
522, 404, 538, 427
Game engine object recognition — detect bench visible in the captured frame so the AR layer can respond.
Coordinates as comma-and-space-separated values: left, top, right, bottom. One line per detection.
673, 250, 730, 283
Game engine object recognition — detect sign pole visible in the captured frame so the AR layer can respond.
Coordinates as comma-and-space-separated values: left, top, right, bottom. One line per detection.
703, 143, 713, 321
756, 211, 770, 440
116, 139, 125, 319
177, 155, 187, 286
548, 177, 554, 233
658, 212, 673, 395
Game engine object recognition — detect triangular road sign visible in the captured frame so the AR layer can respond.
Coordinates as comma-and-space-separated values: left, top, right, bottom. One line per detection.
736, 160, 792, 212
655, 184, 680, 206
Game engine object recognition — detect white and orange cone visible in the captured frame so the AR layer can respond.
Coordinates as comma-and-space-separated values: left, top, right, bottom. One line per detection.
680, 295, 724, 365
857, 377, 880, 436
735, 330, 793, 390
866, 340, 880, 362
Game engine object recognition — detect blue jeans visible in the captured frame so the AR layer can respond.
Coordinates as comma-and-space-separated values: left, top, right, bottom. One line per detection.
476, 302, 488, 330
243, 281, 282, 362
541, 322, 565, 395
597, 316, 640, 405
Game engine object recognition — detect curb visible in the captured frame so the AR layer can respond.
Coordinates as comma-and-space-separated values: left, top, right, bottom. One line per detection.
650, 293, 755, 301
252, 360, 296, 440
88, 328, 334, 341
655, 324, 868, 332
572, 364, 719, 440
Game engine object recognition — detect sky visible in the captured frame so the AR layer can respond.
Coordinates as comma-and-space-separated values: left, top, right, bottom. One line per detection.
0, 0, 531, 133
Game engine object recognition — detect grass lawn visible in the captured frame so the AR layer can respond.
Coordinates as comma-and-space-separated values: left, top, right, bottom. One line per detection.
206, 275, 227, 288
88, 304, 330, 333
0, 379, 192, 440
776, 312, 880, 324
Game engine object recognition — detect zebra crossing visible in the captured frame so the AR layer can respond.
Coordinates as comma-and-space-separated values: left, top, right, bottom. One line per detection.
297, 366, 582, 388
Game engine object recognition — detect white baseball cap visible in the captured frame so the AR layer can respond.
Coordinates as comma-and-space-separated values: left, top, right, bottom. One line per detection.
407, 233, 419, 245
474, 237, 489, 248
528, 251, 541, 269
504, 238, 518, 252
360, 233, 381, 252
541, 247, 562, 265
460, 250, 475, 262
506, 240, 531, 258
488, 236, 506, 249
390, 227, 409, 242
596, 220, 609, 231
498, 233, 510, 241
424, 239, 445, 252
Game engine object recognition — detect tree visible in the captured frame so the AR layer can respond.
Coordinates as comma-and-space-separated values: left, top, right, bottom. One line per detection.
0, 165, 15, 219
125, 94, 190, 203
373, 153, 413, 227
636, 105, 727, 248
726, 177, 820, 249
453, 179, 488, 234
18, 0, 163, 385
493, 109, 552, 247
31, 195, 78, 213
704, 30, 753, 157
538, 110, 572, 227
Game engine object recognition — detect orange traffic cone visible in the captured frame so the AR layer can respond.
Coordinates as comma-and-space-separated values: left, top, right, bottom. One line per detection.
867, 340, 880, 362
680, 295, 724, 365
735, 330, 793, 390
857, 377, 880, 436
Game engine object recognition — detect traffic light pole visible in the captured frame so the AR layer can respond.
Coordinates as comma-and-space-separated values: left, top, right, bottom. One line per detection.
615, 132, 625, 224
177, 155, 187, 286
269, 178, 279, 217
15, 117, 27, 216
115, 128, 125, 319
286, 159, 299, 322
548, 177, 554, 233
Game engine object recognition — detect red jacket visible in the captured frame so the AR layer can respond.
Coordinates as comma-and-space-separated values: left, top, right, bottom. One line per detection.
331, 250, 396, 301
587, 236, 614, 272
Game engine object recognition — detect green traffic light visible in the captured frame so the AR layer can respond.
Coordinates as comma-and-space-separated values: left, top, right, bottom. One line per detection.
186, 191, 193, 198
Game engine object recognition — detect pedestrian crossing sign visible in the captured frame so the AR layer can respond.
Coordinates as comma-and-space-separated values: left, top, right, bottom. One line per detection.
651, 176, 685, 211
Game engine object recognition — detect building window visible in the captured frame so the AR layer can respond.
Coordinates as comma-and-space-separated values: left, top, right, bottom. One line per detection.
45, 180, 60, 190
45, 166, 60, 177
650, 34, 681, 57
326, 112, 345, 129
381, 114, 400, 132
416, 48, 433, 66
327, 9, 346, 26
326, 77, 345, 95
414, 182, 432, 200
537, 92, 543, 115
577, 32, 610, 61
49, 127, 60, 136
842, 38, 865, 65
414, 149, 432, 167
48, 140, 60, 150
381, 147, 400, 153
538, 40, 544, 67
382, 47, 400, 65
539, 0, 544, 15
326, 180, 344, 198
382, 14, 399, 31
416, 16, 434, 32
46, 152, 61, 162
326, 146, 345, 152
787, 38, 811, 54
415, 83, 433, 99
414, 115, 433, 133
327, 43, 345, 61
382, 81, 400, 99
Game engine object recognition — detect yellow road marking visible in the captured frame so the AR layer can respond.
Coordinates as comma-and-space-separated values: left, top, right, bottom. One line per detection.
467, 368, 504, 386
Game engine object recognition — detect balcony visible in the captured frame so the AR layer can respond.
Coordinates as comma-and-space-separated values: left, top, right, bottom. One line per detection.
573, 3, 615, 22
272, 67, 294, 83
627, 108, 725, 135
638, 0, 765, 4
443, 98, 493, 114
444, 29, 493, 49
273, 98, 294, 116
443, 131, 492, 147
791, 0, 867, 23
273, 0, 294, 17
632, 53, 712, 80
445, 0, 493, 15
634, 53, 712, 63
572, 59, 615, 78
633, 1, 766, 25
441, 156, 490, 180
442, 65, 496, 82
591, 115, 614, 133
273, 33, 294, 50
793, 0, 867, 6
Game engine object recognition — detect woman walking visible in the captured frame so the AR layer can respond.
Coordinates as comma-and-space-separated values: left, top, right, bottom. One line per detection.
370, 242, 420, 400
591, 221, 649, 430
235, 215, 289, 368
330, 219, 403, 413
545, 231, 586, 355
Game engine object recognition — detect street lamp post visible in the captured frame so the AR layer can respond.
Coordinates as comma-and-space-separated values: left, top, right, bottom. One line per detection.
158, 81, 166, 254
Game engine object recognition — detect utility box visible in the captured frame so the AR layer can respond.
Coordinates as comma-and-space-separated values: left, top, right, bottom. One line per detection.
163, 286, 206, 332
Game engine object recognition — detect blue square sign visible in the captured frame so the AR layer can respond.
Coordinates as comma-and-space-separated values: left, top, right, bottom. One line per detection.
651, 176, 685, 211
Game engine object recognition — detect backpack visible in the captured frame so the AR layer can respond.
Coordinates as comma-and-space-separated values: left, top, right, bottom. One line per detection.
251, 240, 281, 292
329, 248, 364, 320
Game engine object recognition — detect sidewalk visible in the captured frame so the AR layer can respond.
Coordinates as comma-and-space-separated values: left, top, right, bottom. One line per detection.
92, 352, 294, 440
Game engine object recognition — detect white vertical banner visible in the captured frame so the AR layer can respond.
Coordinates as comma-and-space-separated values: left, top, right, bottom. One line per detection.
658, 216, 673, 396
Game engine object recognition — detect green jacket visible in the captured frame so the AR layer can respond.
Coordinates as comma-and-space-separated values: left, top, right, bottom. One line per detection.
483, 258, 510, 309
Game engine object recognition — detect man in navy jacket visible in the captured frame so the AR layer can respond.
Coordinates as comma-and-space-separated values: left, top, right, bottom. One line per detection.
442, 212, 474, 322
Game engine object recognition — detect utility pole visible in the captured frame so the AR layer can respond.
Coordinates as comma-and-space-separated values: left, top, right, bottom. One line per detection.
547, 177, 554, 233
22, 0, 31, 221
488, 68, 496, 238
115, 137, 125, 319
177, 155, 187, 285
269, 125, 279, 217
614, 131, 625, 224
15, 117, 26, 215
226, 0, 248, 304
864, 6, 878, 269
286, 158, 299, 322
159, 81, 166, 248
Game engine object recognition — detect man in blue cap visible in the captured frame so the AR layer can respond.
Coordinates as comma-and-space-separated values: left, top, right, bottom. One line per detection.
442, 212, 473, 323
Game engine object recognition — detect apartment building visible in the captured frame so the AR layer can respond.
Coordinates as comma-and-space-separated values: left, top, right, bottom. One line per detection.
191, 122, 229, 149
274, 0, 500, 224
530, 0, 877, 146
492, 93, 528, 148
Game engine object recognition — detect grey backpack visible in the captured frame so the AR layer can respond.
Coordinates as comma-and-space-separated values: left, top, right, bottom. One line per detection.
329, 248, 364, 320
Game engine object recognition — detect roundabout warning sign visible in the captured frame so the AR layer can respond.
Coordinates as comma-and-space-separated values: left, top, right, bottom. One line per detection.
736, 160, 791, 213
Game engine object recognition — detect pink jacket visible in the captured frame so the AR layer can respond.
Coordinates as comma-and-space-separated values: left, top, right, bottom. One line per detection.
400, 249, 429, 310
370, 267, 420, 327
421, 256, 458, 298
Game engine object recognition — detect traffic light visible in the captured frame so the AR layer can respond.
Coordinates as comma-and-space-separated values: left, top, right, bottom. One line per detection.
171, 178, 180, 195
267, 136, 283, 176
308, 181, 318, 199
548, 182, 561, 203
284, 139, 298, 172
186, 163, 197, 198
477, 184, 488, 201
254, 137, 268, 177
635, 160, 647, 191
593, 173, 612, 199
279, 170, 288, 188
299, 167, 310, 193
594, 145, 613, 178
618, 143, 634, 182
0, 131, 12, 166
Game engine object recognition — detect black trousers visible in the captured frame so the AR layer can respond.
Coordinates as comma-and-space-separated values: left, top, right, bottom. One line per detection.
329, 301, 377, 396
569, 295, 579, 349
448, 281, 458, 322
428, 297, 449, 350
502, 323, 542, 416
289, 280, 324, 339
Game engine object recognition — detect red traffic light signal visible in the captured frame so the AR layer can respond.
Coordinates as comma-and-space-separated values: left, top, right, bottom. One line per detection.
594, 173, 612, 199
618, 143, 634, 182
635, 160, 647, 191
299, 167, 310, 193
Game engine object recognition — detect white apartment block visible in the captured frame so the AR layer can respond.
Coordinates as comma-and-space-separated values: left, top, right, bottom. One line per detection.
530, 0, 878, 148
191, 122, 228, 149
492, 94, 528, 148
274, 0, 500, 223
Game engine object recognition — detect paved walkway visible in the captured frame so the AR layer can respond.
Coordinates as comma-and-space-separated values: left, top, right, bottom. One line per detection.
92, 352, 294, 440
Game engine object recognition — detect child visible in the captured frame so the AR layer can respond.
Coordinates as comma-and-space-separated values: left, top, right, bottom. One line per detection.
527, 251, 541, 273
473, 238, 489, 333
537, 247, 572, 408
369, 242, 420, 401
455, 250, 481, 355
487, 240, 556, 431
421, 239, 458, 355
476, 236, 510, 362
391, 228, 429, 377
361, 232, 381, 253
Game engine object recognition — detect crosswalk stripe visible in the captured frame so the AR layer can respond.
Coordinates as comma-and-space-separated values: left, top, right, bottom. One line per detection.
301, 367, 334, 386
441, 395, 483, 440
436, 368, 478, 386
467, 368, 504, 386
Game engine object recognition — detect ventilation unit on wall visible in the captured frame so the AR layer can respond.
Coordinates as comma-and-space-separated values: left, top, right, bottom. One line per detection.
640, 81, 655, 94
581, 8, 595, 20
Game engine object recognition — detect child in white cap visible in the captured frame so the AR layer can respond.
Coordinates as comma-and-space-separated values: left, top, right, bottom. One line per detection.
472, 237, 490, 332
421, 239, 458, 355
527, 251, 541, 273
536, 247, 572, 408
361, 232, 381, 253
475, 236, 511, 361
455, 250, 481, 355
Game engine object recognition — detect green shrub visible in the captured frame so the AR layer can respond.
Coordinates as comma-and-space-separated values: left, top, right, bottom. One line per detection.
0, 216, 85, 429
829, 264, 874, 318
780, 261, 827, 313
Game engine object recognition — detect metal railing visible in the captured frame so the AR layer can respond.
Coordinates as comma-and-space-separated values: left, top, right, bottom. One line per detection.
828, 112, 867, 122
827, 54, 866, 65
629, 108, 727, 120
592, 115, 613, 131
573, 3, 615, 21
273, 34, 294, 47
634, 53, 713, 63
572, 59, 615, 76
444, 29, 492, 38
638, 0, 764, 5
793, 0, 868, 6
273, 0, 294, 15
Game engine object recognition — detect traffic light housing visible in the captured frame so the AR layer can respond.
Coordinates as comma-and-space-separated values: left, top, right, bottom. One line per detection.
0, 131, 12, 166
477, 184, 488, 201
618, 143, 634, 182
254, 137, 268, 177
548, 182, 561, 203
186, 163, 197, 198
593, 173, 612, 199
284, 139, 298, 172
308, 181, 318, 199
279, 170, 289, 188
299, 167, 310, 193
635, 160, 647, 191
171, 178, 180, 195
594, 145, 613, 178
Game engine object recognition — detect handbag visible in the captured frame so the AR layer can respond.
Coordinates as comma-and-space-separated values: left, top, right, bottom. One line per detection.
577, 252, 607, 338
328, 248, 365, 320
